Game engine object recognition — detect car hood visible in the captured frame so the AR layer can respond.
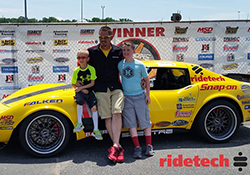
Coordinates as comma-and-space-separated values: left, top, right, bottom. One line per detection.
1, 84, 73, 105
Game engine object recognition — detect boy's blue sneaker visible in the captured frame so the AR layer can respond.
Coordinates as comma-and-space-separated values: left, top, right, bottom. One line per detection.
92, 129, 103, 140
145, 144, 154, 156
73, 122, 84, 133
133, 146, 142, 159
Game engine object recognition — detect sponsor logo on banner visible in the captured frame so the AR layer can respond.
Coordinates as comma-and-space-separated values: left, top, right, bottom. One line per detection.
53, 66, 69, 73
2, 94, 10, 99
78, 40, 96, 44
26, 50, 45, 53
222, 63, 239, 70
1, 66, 18, 73
225, 26, 239, 34
32, 65, 40, 74
248, 27, 250, 32
224, 37, 240, 42
246, 37, 250, 41
0, 58, 17, 64
54, 57, 69, 63
80, 29, 95, 35
197, 27, 213, 34
200, 63, 214, 68
0, 39, 15, 46
53, 30, 68, 37
25, 41, 45, 45
176, 54, 184, 62
0, 86, 21, 90
227, 53, 235, 61
27, 30, 42, 36
113, 27, 165, 37
0, 30, 15, 37
58, 74, 66, 82
5, 75, 14, 83
53, 39, 68, 46
174, 27, 188, 34
195, 37, 216, 41
198, 54, 214, 60
0, 49, 18, 53
28, 75, 44, 82
201, 44, 209, 52
223, 45, 239, 52
248, 53, 250, 60
26, 57, 44, 63
173, 45, 188, 52
53, 49, 70, 53
172, 37, 189, 42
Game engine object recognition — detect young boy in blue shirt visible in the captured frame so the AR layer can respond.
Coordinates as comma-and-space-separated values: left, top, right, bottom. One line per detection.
118, 41, 154, 158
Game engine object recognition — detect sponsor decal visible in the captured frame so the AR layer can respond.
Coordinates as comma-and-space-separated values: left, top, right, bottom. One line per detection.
198, 54, 214, 60
191, 66, 203, 75
248, 27, 250, 32
24, 99, 63, 106
53, 66, 69, 73
26, 57, 44, 63
240, 84, 250, 93
201, 44, 209, 52
247, 53, 250, 60
237, 94, 249, 100
80, 29, 95, 35
225, 26, 239, 34
224, 37, 240, 42
0, 127, 13, 130
177, 104, 194, 109
195, 37, 216, 41
27, 30, 42, 36
0, 49, 18, 53
244, 105, 250, 109
200, 84, 237, 91
155, 121, 171, 127
1, 58, 17, 64
199, 63, 214, 68
242, 100, 250, 104
1, 66, 18, 73
222, 63, 238, 70
25, 41, 45, 45
191, 75, 225, 82
172, 37, 189, 42
176, 54, 184, 62
2, 94, 10, 99
178, 96, 196, 102
0, 39, 15, 46
58, 74, 66, 82
113, 27, 165, 37
173, 45, 188, 52
246, 37, 250, 41
78, 40, 97, 44
197, 27, 213, 34
0, 115, 14, 125
32, 65, 40, 74
223, 45, 239, 52
53, 49, 70, 53
227, 53, 235, 61
175, 110, 192, 117
54, 57, 69, 63
53, 30, 68, 37
0, 30, 15, 37
26, 49, 45, 53
0, 86, 21, 90
28, 75, 44, 82
174, 27, 188, 34
5, 75, 14, 83
172, 120, 189, 126
53, 39, 68, 46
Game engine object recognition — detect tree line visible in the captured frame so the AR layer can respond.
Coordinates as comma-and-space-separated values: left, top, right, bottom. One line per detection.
0, 16, 133, 23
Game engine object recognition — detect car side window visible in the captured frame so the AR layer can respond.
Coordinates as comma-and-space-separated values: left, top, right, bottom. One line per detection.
148, 67, 190, 90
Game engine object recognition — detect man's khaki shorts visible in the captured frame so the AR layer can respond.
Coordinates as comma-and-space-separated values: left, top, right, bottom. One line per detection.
96, 89, 124, 119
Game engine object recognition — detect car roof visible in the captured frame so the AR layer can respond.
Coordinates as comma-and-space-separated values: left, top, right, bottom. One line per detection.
142, 60, 189, 68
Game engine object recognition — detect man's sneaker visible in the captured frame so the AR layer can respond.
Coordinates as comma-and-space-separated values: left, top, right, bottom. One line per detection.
145, 144, 154, 156
92, 129, 103, 140
117, 147, 125, 163
133, 146, 142, 159
73, 122, 84, 133
108, 146, 119, 163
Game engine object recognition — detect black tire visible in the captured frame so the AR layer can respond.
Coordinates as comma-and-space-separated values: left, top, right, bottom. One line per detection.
195, 100, 240, 143
19, 111, 71, 157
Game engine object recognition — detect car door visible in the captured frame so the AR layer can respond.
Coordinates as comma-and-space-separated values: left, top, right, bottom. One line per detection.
148, 67, 199, 128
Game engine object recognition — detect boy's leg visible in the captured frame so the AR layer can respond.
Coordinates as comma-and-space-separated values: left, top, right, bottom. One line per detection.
73, 104, 84, 132
91, 105, 103, 140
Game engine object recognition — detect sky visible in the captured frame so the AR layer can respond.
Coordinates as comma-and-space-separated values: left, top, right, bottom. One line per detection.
0, 0, 250, 22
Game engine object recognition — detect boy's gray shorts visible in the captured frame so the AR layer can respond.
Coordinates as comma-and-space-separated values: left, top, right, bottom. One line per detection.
122, 92, 151, 129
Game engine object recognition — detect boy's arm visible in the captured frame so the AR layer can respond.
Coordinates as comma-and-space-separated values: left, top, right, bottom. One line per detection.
143, 76, 151, 104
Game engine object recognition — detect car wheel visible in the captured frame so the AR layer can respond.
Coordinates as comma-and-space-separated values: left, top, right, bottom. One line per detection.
196, 100, 240, 143
19, 111, 71, 157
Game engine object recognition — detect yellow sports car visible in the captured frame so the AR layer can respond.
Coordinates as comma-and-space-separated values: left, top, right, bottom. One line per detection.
1, 60, 250, 157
